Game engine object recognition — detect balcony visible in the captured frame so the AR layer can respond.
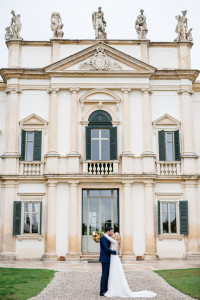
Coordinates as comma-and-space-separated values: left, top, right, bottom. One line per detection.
82, 161, 119, 175
156, 161, 181, 176
19, 161, 44, 176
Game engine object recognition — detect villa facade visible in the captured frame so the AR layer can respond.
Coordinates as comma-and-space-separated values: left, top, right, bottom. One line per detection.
0, 37, 199, 261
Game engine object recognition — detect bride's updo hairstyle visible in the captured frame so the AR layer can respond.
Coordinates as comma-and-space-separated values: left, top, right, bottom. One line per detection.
114, 232, 121, 254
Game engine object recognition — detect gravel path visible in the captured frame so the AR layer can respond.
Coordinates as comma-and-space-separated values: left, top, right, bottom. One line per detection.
30, 271, 195, 300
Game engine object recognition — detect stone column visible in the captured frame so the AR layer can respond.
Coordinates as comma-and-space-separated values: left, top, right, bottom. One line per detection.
141, 88, 156, 173
67, 88, 80, 173
45, 88, 59, 173
121, 88, 131, 154
144, 181, 156, 259
2, 181, 18, 259
46, 181, 57, 258
183, 181, 199, 258
2, 88, 21, 174
122, 181, 135, 260
178, 89, 198, 174
47, 88, 59, 153
67, 181, 80, 258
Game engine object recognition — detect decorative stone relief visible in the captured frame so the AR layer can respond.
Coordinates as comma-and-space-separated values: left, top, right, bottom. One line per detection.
92, 7, 107, 39
79, 47, 123, 71
5, 10, 23, 41
174, 10, 193, 42
135, 9, 148, 39
50, 12, 64, 39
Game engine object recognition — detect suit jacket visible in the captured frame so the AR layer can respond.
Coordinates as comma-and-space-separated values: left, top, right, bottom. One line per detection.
99, 235, 117, 263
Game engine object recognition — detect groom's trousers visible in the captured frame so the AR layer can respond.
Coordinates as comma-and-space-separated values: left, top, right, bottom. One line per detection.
100, 262, 110, 294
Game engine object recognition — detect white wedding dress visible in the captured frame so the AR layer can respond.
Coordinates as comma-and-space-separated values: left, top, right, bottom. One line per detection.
104, 234, 157, 298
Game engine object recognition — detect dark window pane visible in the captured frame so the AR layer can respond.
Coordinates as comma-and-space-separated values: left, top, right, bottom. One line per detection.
101, 190, 111, 197
91, 140, 99, 160
91, 129, 99, 138
82, 197, 87, 235
89, 190, 100, 197
101, 129, 109, 138
101, 198, 111, 233
24, 213, 30, 233
167, 133, 173, 142
89, 198, 99, 235
162, 204, 168, 233
32, 214, 39, 233
170, 203, 177, 233
26, 141, 34, 161
27, 132, 34, 141
113, 195, 119, 233
101, 140, 110, 160
167, 142, 174, 161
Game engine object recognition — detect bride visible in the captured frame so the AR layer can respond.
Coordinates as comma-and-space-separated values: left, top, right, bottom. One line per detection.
104, 233, 157, 298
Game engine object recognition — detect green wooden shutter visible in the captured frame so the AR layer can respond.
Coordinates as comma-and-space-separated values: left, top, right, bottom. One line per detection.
158, 200, 161, 234
86, 127, 91, 160
13, 201, 21, 235
179, 201, 188, 234
20, 130, 26, 161
40, 202, 42, 235
174, 130, 181, 161
110, 127, 117, 160
33, 131, 42, 161
158, 130, 166, 161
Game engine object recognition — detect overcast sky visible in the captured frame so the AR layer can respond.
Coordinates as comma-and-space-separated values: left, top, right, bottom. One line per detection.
0, 0, 199, 80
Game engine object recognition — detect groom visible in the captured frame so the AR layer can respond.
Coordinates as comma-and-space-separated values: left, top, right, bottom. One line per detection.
99, 226, 117, 296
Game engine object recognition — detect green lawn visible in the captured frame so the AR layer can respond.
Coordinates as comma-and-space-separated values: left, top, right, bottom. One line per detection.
155, 268, 200, 300
0, 268, 55, 300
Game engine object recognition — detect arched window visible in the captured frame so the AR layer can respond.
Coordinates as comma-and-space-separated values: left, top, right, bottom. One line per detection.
86, 110, 117, 161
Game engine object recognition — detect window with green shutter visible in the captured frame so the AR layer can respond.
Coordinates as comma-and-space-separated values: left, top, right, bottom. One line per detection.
158, 130, 181, 161
20, 130, 42, 161
86, 110, 117, 161
179, 201, 188, 234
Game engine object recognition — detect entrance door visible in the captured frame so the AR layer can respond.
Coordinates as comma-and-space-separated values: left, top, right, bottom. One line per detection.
82, 189, 119, 253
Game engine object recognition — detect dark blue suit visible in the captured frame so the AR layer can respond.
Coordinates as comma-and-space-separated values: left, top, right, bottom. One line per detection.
99, 235, 117, 294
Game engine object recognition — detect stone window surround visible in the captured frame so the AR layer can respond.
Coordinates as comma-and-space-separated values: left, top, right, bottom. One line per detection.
16, 193, 45, 241
156, 193, 184, 241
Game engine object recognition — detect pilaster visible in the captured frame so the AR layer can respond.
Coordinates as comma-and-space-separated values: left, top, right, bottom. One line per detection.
45, 88, 59, 173
178, 88, 198, 175
141, 88, 156, 174
2, 88, 21, 174
66, 88, 81, 174
143, 181, 157, 260
121, 181, 136, 261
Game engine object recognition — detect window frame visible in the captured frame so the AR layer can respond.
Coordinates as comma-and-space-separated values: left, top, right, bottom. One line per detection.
25, 131, 34, 161
21, 201, 41, 235
160, 200, 180, 235
91, 128, 110, 161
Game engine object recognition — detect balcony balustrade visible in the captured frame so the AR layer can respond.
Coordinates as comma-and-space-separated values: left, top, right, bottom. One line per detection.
19, 161, 44, 176
156, 161, 181, 176
82, 161, 119, 175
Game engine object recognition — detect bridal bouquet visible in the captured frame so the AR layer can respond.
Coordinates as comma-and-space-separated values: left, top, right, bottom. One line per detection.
92, 231, 104, 243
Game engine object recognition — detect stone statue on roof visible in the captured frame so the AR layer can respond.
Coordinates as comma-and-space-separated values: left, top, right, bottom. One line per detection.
5, 10, 23, 41
135, 9, 148, 39
92, 7, 107, 39
50, 12, 64, 39
174, 10, 193, 42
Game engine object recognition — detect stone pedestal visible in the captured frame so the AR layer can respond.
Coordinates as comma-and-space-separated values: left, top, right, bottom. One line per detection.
143, 181, 157, 260
67, 181, 80, 258
46, 181, 57, 258
178, 42, 192, 69
122, 181, 135, 259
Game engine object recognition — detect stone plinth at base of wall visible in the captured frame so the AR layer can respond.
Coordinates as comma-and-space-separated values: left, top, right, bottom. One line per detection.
0, 252, 16, 261
143, 253, 158, 260
121, 254, 136, 263
42, 253, 57, 261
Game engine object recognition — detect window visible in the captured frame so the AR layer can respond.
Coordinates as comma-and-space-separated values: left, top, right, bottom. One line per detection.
86, 110, 117, 161
158, 130, 180, 161
21, 130, 42, 161
13, 201, 42, 235
91, 129, 110, 160
158, 200, 188, 235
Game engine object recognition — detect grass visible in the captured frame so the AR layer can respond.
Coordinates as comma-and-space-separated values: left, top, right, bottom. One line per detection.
155, 268, 200, 300
0, 268, 55, 300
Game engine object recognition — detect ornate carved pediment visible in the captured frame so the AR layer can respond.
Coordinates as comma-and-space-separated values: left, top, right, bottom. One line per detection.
79, 47, 123, 71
